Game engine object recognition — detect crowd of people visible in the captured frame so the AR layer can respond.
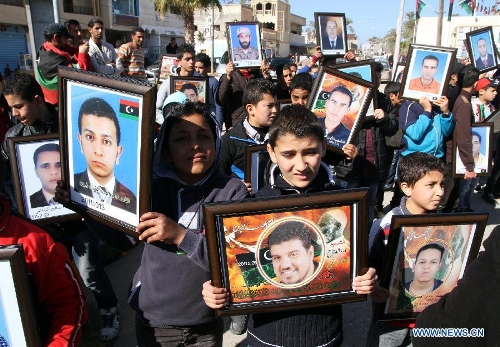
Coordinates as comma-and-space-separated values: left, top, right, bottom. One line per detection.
0, 16, 499, 347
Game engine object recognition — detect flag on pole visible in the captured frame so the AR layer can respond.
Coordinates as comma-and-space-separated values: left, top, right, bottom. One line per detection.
458, 0, 473, 14
448, 0, 454, 20
416, 0, 427, 19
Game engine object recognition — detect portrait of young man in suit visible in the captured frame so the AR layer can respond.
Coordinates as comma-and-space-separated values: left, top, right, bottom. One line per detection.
30, 143, 61, 208
475, 37, 495, 70
321, 18, 344, 50
74, 97, 137, 214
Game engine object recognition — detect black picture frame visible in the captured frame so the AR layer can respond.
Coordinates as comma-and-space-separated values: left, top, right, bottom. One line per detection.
169, 75, 209, 104
374, 213, 487, 321
8, 134, 79, 224
277, 99, 292, 111
393, 62, 406, 83
452, 122, 494, 177
399, 44, 457, 102
203, 188, 369, 316
0, 245, 41, 347
465, 26, 500, 73
244, 144, 272, 194
307, 65, 375, 154
485, 109, 500, 133
314, 12, 348, 57
226, 21, 263, 69
58, 67, 155, 236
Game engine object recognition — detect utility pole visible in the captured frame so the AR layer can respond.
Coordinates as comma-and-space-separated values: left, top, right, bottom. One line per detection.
392, 0, 405, 78
437, 0, 444, 45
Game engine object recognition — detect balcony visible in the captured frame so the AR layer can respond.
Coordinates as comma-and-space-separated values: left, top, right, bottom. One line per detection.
63, 1, 93, 15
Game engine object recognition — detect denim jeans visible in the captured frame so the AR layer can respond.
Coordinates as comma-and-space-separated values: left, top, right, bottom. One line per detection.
135, 313, 223, 347
68, 228, 118, 309
457, 177, 480, 210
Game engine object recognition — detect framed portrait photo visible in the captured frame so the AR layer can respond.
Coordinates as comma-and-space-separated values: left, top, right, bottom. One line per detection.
315, 12, 347, 57
393, 62, 406, 83
485, 109, 500, 133
157, 54, 179, 83
170, 76, 209, 104
277, 99, 292, 111
203, 188, 369, 316
307, 65, 375, 154
375, 213, 487, 321
0, 245, 41, 347
58, 68, 155, 236
227, 21, 262, 69
465, 26, 499, 73
8, 134, 79, 224
400, 44, 456, 102
244, 144, 272, 194
336, 60, 378, 119
452, 122, 494, 177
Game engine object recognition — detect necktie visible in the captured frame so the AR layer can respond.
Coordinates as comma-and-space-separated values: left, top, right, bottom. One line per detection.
98, 186, 108, 202
483, 59, 488, 67
331, 41, 335, 49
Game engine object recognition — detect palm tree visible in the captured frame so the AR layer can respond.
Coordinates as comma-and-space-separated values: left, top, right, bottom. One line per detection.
305, 19, 316, 43
346, 17, 355, 34
384, 28, 397, 54
401, 11, 416, 53
155, 0, 222, 44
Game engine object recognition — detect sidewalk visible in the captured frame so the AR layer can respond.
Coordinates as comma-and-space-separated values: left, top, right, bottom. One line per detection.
80, 190, 499, 347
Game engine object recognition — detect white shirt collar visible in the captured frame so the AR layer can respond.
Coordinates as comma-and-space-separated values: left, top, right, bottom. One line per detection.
87, 169, 116, 203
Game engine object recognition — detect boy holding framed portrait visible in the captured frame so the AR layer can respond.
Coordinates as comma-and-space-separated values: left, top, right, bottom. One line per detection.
367, 152, 447, 346
61, 102, 249, 346
203, 105, 376, 347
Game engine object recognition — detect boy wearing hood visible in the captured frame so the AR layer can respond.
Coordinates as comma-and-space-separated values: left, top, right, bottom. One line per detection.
57, 102, 248, 346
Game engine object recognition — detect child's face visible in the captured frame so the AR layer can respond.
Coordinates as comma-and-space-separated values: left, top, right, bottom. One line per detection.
166, 113, 215, 184
388, 92, 401, 107
267, 134, 326, 189
290, 88, 310, 106
479, 87, 497, 102
401, 170, 444, 214
4, 94, 43, 126
247, 93, 277, 128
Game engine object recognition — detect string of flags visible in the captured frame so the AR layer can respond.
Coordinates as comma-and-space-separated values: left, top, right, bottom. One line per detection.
417, 0, 500, 18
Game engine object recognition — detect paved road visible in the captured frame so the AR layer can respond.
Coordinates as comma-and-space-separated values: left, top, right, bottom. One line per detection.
80, 191, 499, 347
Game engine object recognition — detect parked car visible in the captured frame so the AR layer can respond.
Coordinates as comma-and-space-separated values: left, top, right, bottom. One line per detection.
268, 57, 293, 79
145, 59, 161, 82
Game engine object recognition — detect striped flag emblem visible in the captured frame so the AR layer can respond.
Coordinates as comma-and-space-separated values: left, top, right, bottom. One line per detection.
119, 99, 139, 120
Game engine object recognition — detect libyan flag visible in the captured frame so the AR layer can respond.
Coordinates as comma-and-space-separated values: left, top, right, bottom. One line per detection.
119, 99, 140, 120
416, 0, 427, 19
459, 0, 474, 14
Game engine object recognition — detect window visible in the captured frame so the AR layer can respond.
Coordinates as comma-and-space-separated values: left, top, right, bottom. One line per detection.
112, 0, 138, 16
265, 2, 272, 10
255, 2, 263, 14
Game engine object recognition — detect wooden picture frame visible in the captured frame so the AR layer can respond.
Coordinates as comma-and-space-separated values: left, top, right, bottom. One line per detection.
204, 188, 369, 316
315, 12, 347, 57
0, 245, 41, 347
400, 44, 456, 102
465, 26, 499, 73
58, 67, 155, 236
307, 65, 375, 154
336, 60, 378, 119
226, 21, 262, 69
452, 122, 494, 177
8, 134, 79, 224
374, 213, 487, 321
169, 76, 209, 104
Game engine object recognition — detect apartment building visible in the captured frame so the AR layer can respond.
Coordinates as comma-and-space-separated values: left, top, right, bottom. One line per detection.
0, 0, 185, 73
